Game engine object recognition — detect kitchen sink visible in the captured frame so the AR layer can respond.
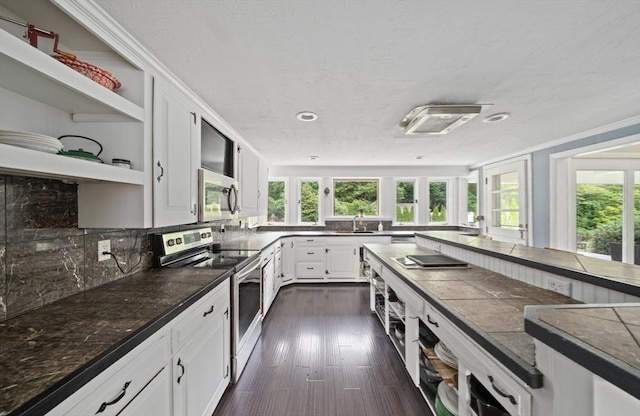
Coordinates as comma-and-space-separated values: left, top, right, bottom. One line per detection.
353, 230, 374, 233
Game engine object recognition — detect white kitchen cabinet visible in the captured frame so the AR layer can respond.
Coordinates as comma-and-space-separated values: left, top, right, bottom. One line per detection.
47, 333, 171, 416
326, 239, 359, 279
172, 280, 231, 416
238, 145, 259, 217
258, 157, 269, 216
274, 242, 283, 294
118, 367, 172, 416
0, 0, 157, 228
280, 238, 295, 282
293, 238, 326, 280
261, 242, 277, 315
152, 76, 198, 227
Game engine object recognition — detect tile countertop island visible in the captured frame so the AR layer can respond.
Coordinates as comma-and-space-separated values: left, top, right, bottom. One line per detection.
0, 267, 232, 416
416, 231, 640, 297
363, 241, 640, 404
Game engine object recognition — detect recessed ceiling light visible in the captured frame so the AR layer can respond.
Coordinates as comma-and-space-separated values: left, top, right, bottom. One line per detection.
308, 155, 319, 160
483, 112, 510, 123
296, 111, 318, 121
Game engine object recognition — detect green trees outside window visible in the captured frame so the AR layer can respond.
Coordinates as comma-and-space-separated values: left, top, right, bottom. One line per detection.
396, 181, 415, 222
300, 180, 319, 223
429, 181, 447, 222
267, 181, 285, 223
334, 179, 379, 216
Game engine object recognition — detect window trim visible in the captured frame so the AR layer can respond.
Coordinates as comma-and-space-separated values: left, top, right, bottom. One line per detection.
332, 178, 381, 217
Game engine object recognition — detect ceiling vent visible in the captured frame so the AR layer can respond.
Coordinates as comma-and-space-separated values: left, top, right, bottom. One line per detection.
399, 105, 482, 135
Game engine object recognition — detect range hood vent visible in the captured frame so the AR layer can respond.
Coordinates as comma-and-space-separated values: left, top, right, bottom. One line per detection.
400, 104, 482, 135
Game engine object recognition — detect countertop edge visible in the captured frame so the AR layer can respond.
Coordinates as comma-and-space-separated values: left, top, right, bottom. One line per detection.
12, 270, 233, 416
363, 247, 543, 389
524, 304, 640, 400
415, 233, 640, 298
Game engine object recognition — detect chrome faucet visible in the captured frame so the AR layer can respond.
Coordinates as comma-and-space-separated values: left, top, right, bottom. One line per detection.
353, 209, 364, 232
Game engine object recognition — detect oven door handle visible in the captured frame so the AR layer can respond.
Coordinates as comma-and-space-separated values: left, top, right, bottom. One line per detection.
235, 256, 261, 282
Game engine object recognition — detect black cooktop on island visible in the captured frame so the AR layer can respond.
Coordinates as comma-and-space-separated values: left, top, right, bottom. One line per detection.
406, 254, 468, 268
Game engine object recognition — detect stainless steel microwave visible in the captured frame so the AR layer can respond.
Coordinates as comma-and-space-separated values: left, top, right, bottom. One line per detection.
198, 169, 239, 222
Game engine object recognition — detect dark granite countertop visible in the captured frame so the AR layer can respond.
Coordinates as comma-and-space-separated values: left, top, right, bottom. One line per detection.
417, 231, 640, 297
525, 304, 640, 399
0, 267, 232, 416
363, 243, 582, 388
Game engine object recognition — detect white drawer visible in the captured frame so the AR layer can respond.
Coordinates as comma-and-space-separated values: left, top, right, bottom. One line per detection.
172, 279, 230, 353
53, 335, 170, 416
364, 250, 383, 275
295, 262, 325, 278
295, 246, 325, 262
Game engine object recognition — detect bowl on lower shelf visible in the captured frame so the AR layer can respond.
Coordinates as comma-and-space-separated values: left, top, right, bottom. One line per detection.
393, 321, 405, 341
435, 381, 459, 416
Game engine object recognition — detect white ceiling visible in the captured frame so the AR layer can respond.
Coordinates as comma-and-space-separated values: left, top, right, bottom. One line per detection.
89, 1, 640, 166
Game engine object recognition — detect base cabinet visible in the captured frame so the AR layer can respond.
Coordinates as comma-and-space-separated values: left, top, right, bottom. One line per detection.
173, 309, 229, 416
326, 241, 359, 279
119, 368, 172, 416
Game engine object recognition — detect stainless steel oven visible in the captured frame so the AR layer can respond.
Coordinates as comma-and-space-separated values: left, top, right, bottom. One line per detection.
232, 255, 262, 382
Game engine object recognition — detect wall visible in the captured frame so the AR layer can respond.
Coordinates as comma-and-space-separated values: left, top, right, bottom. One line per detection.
0, 174, 248, 321
530, 123, 640, 247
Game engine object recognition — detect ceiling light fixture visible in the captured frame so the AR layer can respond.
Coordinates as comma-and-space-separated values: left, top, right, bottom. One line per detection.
483, 112, 510, 123
296, 111, 318, 121
400, 104, 482, 135
308, 155, 319, 160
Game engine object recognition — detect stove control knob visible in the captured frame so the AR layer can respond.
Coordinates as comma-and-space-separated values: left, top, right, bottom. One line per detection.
206, 232, 212, 238
167, 239, 175, 247
201, 232, 207, 238
176, 238, 183, 245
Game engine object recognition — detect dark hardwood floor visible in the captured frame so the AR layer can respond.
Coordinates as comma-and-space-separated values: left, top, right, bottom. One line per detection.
213, 283, 433, 416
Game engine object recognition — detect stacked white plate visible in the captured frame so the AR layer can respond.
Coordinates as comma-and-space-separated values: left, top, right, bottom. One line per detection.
0, 130, 63, 154
435, 341, 459, 369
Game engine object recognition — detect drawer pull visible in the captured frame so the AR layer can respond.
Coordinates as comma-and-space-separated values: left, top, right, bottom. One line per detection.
427, 315, 439, 327
177, 358, 185, 384
306, 267, 314, 270
307, 252, 315, 255
203, 305, 214, 317
96, 380, 131, 414
488, 375, 517, 405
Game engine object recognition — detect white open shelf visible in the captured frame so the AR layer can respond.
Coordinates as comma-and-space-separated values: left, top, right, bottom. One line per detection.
0, 143, 144, 185
0, 29, 144, 122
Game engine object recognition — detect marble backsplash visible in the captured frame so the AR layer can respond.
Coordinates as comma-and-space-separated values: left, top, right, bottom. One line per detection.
0, 174, 250, 321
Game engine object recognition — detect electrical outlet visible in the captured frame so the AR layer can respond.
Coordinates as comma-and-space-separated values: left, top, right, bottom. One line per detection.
545, 276, 572, 297
98, 240, 111, 262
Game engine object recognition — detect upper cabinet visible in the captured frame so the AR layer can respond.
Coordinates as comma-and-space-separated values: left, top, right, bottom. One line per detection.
238, 145, 259, 217
152, 77, 198, 227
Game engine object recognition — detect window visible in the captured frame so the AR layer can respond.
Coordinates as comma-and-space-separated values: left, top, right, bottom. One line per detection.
428, 180, 448, 223
395, 180, 416, 223
466, 172, 479, 224
267, 180, 286, 223
484, 157, 530, 244
333, 179, 379, 216
299, 180, 319, 223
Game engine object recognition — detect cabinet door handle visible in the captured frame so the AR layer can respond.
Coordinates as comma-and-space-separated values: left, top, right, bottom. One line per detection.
427, 315, 439, 327
203, 305, 214, 317
488, 375, 517, 405
224, 307, 229, 319
96, 380, 131, 414
177, 358, 185, 384
156, 161, 164, 183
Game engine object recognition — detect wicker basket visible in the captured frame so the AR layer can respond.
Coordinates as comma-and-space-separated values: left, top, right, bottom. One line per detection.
52, 54, 122, 90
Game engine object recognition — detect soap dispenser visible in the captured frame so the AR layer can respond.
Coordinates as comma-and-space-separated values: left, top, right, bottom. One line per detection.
378, 221, 383, 231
